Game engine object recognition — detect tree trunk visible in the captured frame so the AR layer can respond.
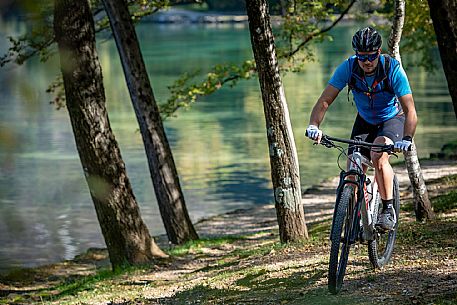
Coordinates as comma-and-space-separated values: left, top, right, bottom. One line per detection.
246, 0, 308, 242
388, 0, 405, 63
279, 0, 290, 16
388, 0, 435, 221
404, 143, 435, 221
101, 0, 198, 244
427, 0, 457, 119
53, 0, 167, 269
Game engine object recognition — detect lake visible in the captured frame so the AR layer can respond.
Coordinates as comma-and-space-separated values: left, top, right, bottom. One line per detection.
0, 19, 455, 272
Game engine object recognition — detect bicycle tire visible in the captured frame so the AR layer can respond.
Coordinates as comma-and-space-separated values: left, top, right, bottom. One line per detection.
328, 184, 355, 294
368, 175, 400, 268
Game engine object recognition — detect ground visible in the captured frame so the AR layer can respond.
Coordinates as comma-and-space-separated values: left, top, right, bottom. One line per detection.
1, 159, 456, 305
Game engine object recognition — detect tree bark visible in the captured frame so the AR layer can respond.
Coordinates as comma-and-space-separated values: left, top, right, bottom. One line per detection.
427, 0, 457, 119
404, 143, 435, 221
101, 0, 198, 244
54, 0, 167, 269
279, 0, 290, 16
388, 0, 435, 221
388, 0, 405, 63
246, 0, 308, 242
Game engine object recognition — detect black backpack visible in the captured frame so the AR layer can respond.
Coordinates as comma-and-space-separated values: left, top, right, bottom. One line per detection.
347, 54, 394, 104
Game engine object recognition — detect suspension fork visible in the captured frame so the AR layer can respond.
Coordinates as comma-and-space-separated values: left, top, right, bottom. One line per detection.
350, 174, 365, 244
330, 169, 365, 241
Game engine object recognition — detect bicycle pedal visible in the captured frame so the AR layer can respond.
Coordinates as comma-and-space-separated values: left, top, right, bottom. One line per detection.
358, 232, 368, 244
375, 224, 395, 233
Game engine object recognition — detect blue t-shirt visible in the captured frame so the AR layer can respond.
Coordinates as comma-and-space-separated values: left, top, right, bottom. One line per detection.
328, 55, 412, 125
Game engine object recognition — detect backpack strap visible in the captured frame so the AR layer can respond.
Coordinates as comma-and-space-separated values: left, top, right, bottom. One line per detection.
381, 55, 394, 94
347, 57, 360, 104
347, 57, 361, 94
347, 54, 394, 103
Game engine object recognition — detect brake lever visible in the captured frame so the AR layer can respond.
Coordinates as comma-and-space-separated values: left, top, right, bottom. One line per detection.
320, 138, 335, 148
390, 152, 399, 158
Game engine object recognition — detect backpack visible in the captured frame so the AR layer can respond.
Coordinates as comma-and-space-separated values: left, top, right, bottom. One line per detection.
347, 54, 394, 105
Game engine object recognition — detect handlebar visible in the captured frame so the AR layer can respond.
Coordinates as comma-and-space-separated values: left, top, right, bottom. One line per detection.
321, 135, 395, 153
305, 131, 412, 153
323, 135, 394, 149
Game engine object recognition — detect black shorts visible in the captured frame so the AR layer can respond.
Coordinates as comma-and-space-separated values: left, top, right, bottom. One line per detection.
348, 113, 405, 159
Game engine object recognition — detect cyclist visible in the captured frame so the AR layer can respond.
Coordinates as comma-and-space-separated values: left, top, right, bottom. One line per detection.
306, 26, 417, 231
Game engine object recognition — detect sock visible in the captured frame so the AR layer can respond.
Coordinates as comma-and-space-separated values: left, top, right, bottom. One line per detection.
382, 199, 394, 210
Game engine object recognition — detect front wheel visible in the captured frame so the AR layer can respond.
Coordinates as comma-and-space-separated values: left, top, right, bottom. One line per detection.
368, 175, 400, 268
328, 185, 356, 294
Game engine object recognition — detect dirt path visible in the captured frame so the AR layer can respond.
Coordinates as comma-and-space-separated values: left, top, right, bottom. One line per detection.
1, 160, 456, 304
194, 160, 457, 238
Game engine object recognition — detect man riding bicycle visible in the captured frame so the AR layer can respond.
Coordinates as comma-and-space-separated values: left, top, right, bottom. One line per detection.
306, 26, 418, 231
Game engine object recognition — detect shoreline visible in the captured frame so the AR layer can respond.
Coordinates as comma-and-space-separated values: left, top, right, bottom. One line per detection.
190, 158, 457, 238
0, 158, 456, 303
0, 154, 457, 276
142, 8, 249, 24
139, 7, 388, 25
3, 158, 455, 276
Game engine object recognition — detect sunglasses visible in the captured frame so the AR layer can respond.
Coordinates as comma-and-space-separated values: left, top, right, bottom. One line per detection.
356, 52, 379, 62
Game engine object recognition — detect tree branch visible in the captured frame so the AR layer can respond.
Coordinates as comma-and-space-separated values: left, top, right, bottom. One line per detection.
282, 0, 356, 59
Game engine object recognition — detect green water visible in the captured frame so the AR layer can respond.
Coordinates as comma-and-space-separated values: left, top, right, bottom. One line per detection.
0, 20, 455, 271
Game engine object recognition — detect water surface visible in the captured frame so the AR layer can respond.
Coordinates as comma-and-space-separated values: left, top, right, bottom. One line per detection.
0, 21, 455, 272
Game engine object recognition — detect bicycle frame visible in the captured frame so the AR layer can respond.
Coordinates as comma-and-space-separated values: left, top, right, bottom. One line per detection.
334, 147, 378, 243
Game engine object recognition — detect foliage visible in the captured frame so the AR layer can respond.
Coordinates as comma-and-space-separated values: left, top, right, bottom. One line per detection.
160, 60, 256, 119
0, 0, 179, 109
159, 0, 357, 117
278, 0, 352, 57
0, 1, 54, 67
0, 1, 174, 68
2, 0, 440, 115
376, 0, 438, 71
0, 0, 358, 114
401, 0, 438, 71
46, 74, 65, 109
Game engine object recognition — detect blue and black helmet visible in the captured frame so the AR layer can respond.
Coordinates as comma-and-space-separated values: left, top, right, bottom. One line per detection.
352, 27, 382, 52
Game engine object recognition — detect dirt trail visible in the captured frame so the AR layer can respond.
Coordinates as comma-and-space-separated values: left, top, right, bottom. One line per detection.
193, 160, 457, 238
1, 159, 456, 304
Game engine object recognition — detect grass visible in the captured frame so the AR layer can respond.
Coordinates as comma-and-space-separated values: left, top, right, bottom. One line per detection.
401, 174, 457, 212
2, 172, 457, 305
3, 210, 455, 305
433, 190, 457, 212
165, 235, 246, 256
0, 266, 138, 304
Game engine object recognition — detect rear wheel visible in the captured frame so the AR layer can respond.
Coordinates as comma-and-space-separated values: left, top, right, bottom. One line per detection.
368, 175, 400, 268
328, 185, 356, 294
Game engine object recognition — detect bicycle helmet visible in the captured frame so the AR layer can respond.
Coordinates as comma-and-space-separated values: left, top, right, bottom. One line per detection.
352, 27, 382, 52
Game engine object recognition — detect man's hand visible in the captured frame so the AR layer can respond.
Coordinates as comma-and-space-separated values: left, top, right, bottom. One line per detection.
394, 136, 412, 152
306, 125, 323, 143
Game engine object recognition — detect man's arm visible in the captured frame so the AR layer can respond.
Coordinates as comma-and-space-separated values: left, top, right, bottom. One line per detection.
309, 84, 340, 126
398, 93, 417, 138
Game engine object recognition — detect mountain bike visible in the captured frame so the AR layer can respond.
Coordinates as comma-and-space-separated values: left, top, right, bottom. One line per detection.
311, 134, 403, 294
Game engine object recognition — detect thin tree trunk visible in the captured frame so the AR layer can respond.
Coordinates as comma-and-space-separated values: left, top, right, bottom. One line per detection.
54, 0, 167, 269
404, 143, 435, 220
388, 0, 405, 63
388, 0, 435, 221
246, 0, 308, 242
101, 0, 198, 244
279, 0, 289, 16
427, 0, 457, 119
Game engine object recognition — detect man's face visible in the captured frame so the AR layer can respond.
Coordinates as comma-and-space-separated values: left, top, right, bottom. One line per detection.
356, 49, 381, 74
